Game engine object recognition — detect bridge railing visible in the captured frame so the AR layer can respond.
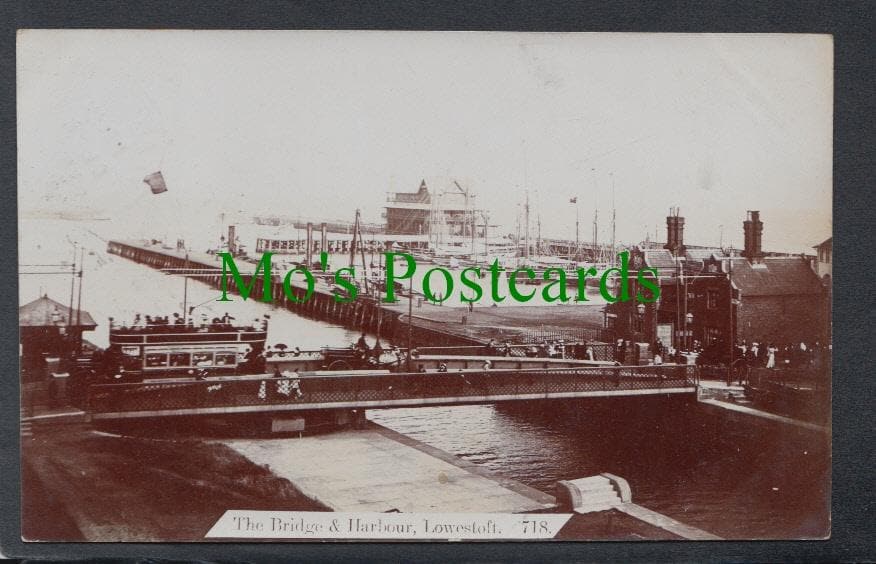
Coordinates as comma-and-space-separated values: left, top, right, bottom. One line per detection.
265, 343, 618, 362
86, 364, 697, 415
410, 343, 616, 361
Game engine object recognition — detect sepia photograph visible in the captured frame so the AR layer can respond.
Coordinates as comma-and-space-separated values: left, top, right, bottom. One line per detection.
17, 30, 831, 542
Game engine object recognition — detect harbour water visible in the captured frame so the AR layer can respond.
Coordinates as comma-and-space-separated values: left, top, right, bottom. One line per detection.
19, 219, 830, 540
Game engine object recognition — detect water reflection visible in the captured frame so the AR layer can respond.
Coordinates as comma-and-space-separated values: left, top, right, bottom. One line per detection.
370, 398, 829, 539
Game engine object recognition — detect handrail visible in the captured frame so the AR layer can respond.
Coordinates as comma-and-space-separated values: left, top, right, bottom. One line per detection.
86, 364, 698, 414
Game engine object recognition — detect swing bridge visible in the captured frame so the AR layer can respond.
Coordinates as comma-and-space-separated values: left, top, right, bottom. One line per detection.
85, 360, 698, 421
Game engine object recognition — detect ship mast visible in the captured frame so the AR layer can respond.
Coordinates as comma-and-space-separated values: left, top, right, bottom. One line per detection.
524, 190, 530, 261
537, 213, 542, 257
591, 168, 598, 259
610, 172, 616, 266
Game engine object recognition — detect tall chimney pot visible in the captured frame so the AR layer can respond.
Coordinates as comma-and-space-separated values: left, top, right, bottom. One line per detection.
742, 210, 764, 263
664, 207, 685, 257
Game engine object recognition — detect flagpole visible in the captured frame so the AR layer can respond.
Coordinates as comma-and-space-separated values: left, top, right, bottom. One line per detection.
575, 198, 579, 260
182, 251, 189, 321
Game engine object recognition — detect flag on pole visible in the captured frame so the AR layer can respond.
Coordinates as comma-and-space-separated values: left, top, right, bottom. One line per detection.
143, 171, 168, 194
569, 196, 577, 204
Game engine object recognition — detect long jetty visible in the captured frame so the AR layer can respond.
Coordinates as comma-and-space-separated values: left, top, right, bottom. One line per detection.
106, 240, 483, 347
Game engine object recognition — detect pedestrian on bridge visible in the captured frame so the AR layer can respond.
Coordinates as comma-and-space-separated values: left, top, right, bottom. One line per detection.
585, 343, 595, 361
289, 369, 303, 399
372, 339, 384, 361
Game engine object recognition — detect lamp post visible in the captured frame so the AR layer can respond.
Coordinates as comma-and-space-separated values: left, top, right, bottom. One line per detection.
685, 312, 694, 351
636, 303, 646, 338
407, 276, 413, 373
647, 296, 661, 348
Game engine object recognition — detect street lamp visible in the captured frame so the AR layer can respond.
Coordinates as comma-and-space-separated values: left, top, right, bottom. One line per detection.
636, 303, 646, 336
685, 312, 694, 351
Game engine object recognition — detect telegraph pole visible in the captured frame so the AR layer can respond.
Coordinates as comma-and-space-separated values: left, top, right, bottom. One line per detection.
728, 249, 735, 385
407, 276, 413, 373
67, 242, 76, 330
75, 246, 84, 354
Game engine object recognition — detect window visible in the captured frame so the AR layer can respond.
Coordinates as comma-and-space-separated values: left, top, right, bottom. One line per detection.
214, 352, 237, 366
192, 352, 214, 366
169, 352, 191, 367
145, 353, 168, 367
707, 290, 719, 310
705, 327, 721, 345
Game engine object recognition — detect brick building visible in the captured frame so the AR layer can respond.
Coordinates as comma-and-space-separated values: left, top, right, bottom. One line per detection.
611, 210, 828, 354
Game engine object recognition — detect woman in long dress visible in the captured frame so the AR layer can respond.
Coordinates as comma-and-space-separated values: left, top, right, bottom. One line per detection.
766, 343, 777, 369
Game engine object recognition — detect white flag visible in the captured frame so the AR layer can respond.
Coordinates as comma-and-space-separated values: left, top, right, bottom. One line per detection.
143, 171, 168, 194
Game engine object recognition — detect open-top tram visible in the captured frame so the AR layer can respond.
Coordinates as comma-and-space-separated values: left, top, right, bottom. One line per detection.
101, 316, 269, 381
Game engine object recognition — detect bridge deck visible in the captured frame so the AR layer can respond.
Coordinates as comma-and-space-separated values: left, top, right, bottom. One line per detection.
87, 365, 698, 420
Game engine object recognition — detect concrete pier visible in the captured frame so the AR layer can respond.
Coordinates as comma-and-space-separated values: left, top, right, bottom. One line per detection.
221, 424, 555, 513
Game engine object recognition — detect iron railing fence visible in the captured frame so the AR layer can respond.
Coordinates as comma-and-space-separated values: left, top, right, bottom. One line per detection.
264, 343, 618, 362
87, 364, 697, 415
413, 343, 616, 361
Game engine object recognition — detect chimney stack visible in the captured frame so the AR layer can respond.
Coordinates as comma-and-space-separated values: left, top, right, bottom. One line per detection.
742, 210, 764, 263
664, 207, 685, 257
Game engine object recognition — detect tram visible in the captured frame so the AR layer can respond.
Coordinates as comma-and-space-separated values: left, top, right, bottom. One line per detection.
100, 315, 268, 382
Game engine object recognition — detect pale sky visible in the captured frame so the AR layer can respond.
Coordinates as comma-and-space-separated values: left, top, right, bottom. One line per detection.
17, 30, 832, 253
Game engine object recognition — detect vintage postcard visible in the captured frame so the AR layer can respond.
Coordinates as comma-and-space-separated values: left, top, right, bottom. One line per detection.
18, 30, 831, 542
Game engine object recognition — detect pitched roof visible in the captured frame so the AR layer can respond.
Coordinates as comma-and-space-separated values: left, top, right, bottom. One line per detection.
643, 249, 679, 279
19, 295, 97, 328
813, 237, 832, 250
684, 248, 728, 275
685, 248, 725, 261
728, 257, 823, 297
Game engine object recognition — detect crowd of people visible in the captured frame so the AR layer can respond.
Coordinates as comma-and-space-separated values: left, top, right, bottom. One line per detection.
354, 333, 406, 366
111, 312, 269, 333
482, 339, 598, 361
734, 340, 830, 371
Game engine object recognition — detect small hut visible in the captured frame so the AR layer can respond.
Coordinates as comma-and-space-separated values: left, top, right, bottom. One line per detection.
19, 295, 96, 379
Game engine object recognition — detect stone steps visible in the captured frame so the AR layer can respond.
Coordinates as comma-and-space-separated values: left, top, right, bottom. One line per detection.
556, 474, 626, 514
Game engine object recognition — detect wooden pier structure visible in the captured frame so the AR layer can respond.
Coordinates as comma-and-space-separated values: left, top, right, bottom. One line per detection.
107, 240, 485, 347
106, 240, 614, 348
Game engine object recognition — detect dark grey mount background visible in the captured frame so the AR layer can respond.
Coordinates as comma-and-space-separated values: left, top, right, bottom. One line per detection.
1, 1, 873, 561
